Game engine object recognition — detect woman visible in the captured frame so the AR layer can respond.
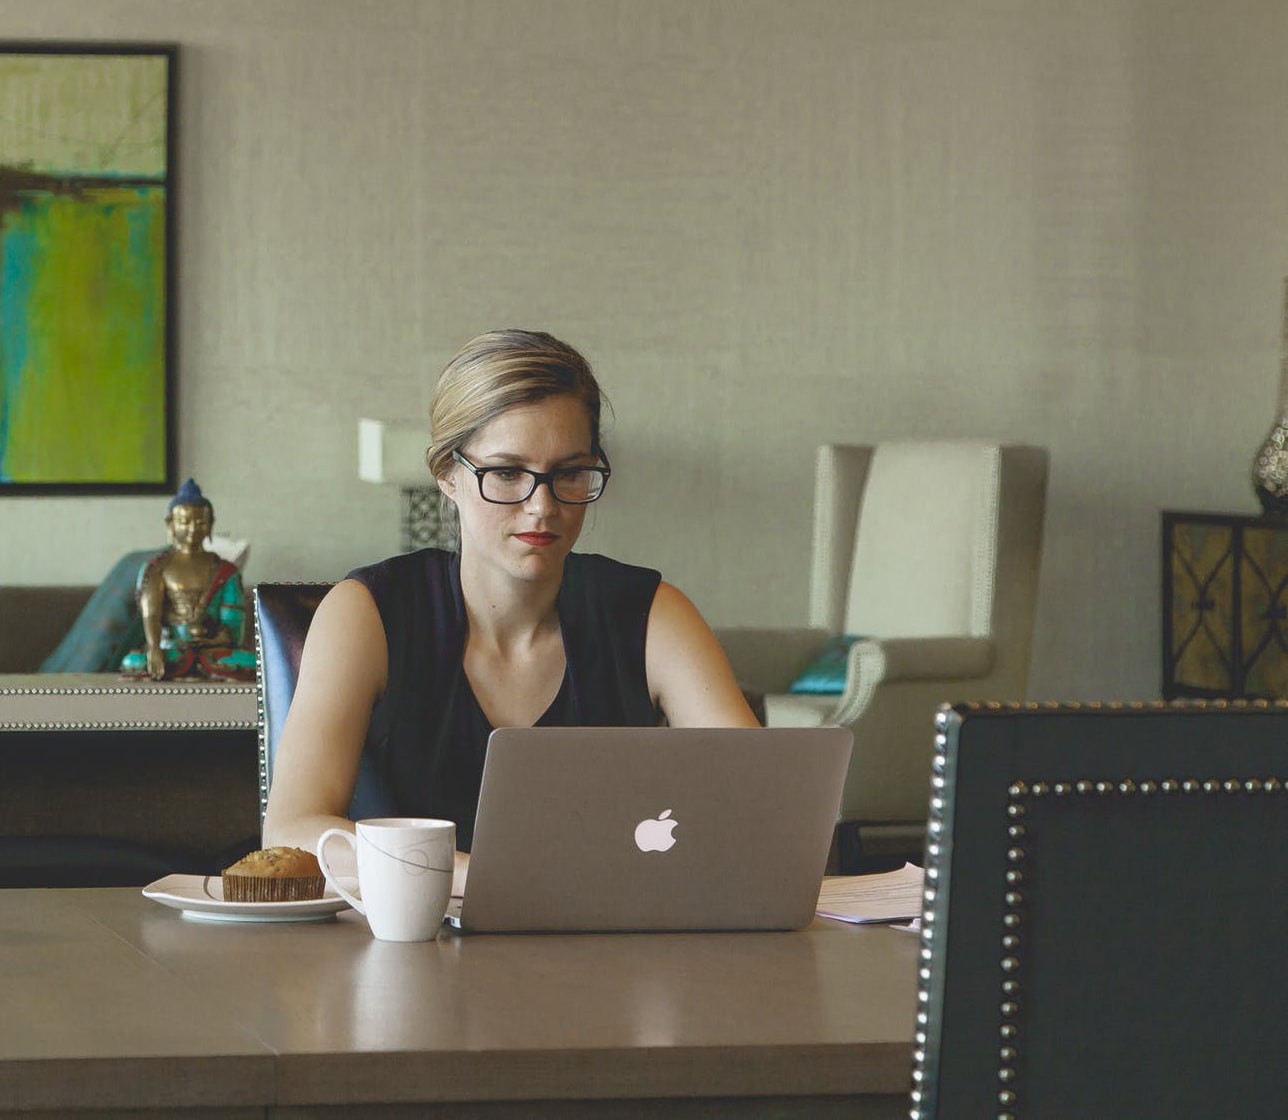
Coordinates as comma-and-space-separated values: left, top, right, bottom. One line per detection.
263, 329, 759, 887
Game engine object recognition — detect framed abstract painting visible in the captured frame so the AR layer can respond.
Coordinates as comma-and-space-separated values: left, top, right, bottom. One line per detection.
0, 42, 176, 495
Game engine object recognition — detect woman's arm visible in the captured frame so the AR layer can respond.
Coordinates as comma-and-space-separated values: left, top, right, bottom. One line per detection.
261, 579, 387, 875
645, 581, 762, 728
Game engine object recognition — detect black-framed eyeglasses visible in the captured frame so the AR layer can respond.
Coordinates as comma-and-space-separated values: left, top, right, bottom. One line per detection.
452, 450, 611, 505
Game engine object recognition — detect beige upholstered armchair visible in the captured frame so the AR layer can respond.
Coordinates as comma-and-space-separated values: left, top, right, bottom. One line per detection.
716, 442, 1048, 864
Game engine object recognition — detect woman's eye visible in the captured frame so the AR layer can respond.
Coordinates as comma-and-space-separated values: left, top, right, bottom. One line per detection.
492, 469, 526, 482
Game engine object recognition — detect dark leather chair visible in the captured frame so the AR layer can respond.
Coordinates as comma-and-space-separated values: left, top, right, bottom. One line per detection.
914, 700, 1288, 1120
253, 582, 389, 829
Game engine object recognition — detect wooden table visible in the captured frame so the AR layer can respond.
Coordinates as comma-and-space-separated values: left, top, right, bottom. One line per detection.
0, 887, 917, 1117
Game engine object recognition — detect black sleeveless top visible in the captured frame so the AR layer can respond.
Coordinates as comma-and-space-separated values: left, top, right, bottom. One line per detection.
346, 548, 661, 849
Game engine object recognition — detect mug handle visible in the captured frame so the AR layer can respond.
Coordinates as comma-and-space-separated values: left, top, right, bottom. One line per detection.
316, 828, 364, 914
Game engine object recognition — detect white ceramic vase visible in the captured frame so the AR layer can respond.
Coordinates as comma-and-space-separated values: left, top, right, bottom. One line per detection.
1251, 278, 1288, 515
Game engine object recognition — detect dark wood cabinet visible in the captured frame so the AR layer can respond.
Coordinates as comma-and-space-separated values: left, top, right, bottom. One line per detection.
0, 675, 259, 885
1163, 511, 1288, 699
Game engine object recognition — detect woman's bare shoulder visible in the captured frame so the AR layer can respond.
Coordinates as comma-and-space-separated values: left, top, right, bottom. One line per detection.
296, 578, 386, 685
645, 581, 760, 728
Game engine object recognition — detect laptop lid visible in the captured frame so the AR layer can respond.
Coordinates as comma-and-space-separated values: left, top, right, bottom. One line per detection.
452, 726, 853, 933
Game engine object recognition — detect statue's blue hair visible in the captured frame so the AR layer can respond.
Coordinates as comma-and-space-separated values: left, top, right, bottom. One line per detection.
168, 477, 211, 512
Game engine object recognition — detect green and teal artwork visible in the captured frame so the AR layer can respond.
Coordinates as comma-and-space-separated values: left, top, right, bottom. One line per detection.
0, 43, 174, 493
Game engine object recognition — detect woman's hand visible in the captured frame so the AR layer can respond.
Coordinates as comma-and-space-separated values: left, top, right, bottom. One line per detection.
453, 850, 470, 897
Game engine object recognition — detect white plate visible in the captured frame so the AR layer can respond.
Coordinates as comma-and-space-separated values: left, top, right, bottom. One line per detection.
142, 873, 354, 924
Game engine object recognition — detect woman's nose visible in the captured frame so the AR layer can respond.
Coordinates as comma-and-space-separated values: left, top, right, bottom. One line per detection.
523, 479, 559, 514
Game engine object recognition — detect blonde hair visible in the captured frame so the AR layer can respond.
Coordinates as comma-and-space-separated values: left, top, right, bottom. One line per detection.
426, 329, 607, 479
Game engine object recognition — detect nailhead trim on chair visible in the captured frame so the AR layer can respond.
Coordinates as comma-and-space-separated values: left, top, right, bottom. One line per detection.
254, 594, 270, 821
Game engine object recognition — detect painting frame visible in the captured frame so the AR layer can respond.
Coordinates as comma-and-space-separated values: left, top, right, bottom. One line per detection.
0, 40, 177, 496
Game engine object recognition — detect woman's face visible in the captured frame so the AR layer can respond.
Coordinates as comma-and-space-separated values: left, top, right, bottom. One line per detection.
443, 394, 599, 584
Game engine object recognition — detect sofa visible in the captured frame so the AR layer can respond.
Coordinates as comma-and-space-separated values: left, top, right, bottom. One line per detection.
0, 584, 95, 672
3, 536, 253, 676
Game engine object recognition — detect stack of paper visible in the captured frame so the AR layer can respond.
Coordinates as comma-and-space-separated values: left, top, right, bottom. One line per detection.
816, 862, 924, 925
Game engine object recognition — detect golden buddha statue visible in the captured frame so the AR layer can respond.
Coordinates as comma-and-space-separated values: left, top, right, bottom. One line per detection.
119, 479, 256, 681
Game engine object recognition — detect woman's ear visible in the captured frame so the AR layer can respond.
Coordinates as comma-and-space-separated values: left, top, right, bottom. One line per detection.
436, 473, 456, 502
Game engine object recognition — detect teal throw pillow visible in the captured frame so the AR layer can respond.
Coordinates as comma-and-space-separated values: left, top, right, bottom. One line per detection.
39, 549, 158, 673
788, 634, 865, 695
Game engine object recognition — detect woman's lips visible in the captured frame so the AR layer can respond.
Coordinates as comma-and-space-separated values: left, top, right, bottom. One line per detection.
515, 532, 557, 546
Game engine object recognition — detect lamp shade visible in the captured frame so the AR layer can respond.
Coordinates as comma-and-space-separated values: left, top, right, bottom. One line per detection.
358, 418, 432, 487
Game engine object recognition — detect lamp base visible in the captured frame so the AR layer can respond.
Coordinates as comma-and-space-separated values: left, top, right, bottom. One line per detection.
401, 487, 455, 552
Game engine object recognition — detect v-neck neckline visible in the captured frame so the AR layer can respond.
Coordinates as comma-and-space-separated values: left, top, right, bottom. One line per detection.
450, 552, 577, 731
462, 666, 572, 733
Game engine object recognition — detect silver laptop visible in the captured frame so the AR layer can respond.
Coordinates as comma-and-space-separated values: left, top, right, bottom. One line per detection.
449, 725, 853, 933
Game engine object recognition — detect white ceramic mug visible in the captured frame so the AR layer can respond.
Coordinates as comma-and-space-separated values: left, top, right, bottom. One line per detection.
317, 818, 455, 942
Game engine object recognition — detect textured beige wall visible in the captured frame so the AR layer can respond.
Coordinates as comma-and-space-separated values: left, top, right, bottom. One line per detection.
1, 0, 1286, 703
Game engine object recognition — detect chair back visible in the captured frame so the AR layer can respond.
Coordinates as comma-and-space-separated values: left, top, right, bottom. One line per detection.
810, 441, 1047, 695
917, 701, 1288, 1119
253, 582, 388, 829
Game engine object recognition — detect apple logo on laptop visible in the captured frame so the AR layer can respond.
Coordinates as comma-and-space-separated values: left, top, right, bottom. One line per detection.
634, 809, 678, 853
